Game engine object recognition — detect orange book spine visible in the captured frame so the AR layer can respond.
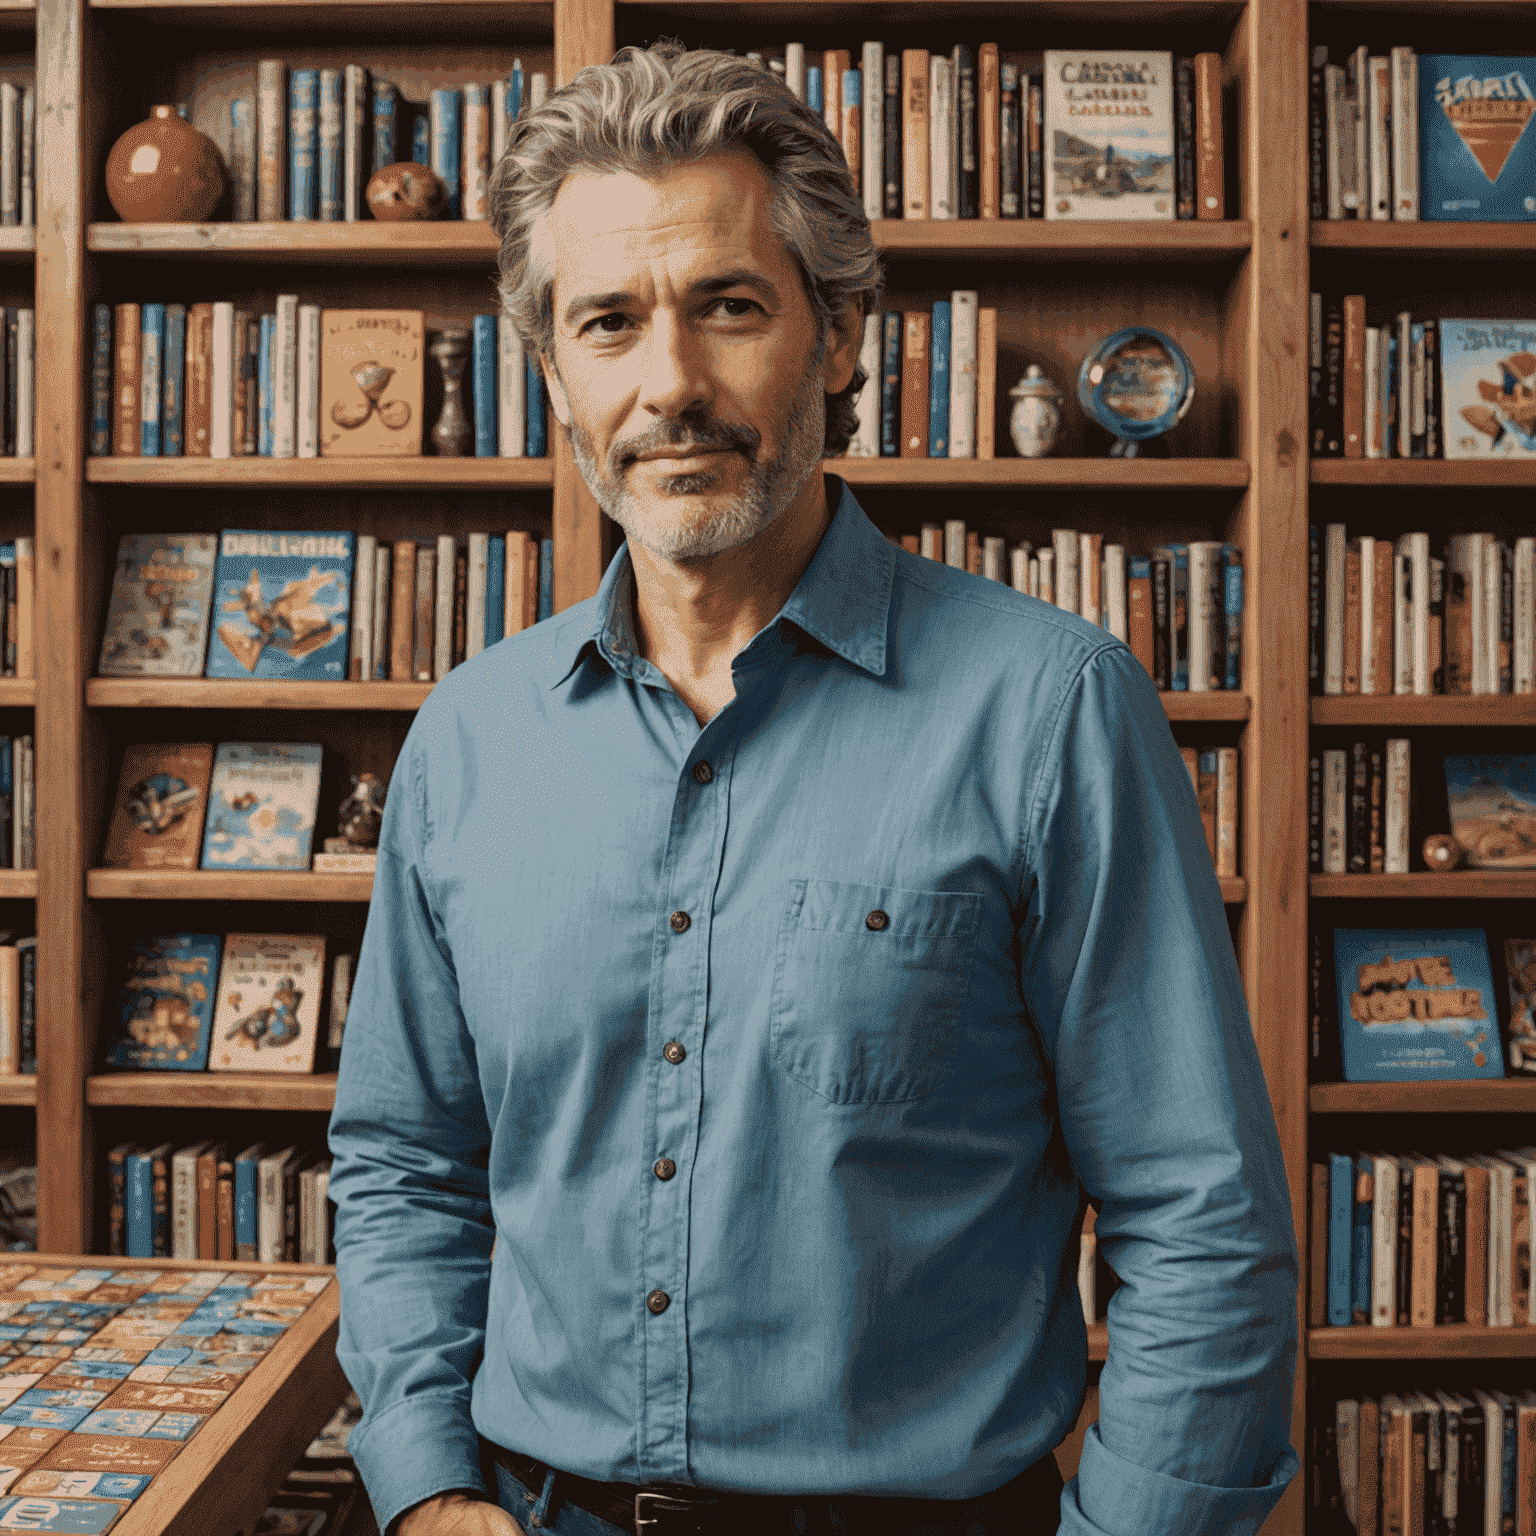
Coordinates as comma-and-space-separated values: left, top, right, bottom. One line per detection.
900, 534, 919, 554
1380, 1400, 1405, 1536
1194, 52, 1225, 219
1407, 1409, 1426, 1536
1309, 1161, 1329, 1328
1343, 295, 1366, 458
823, 50, 849, 140
902, 50, 930, 217
899, 311, 929, 457
1357, 1399, 1380, 1536
979, 44, 1000, 218
1128, 566, 1154, 678
229, 311, 251, 457
390, 539, 416, 681
965, 531, 980, 574
112, 303, 141, 456
504, 531, 528, 636
197, 1147, 218, 1261
216, 1154, 235, 1262
1464, 1164, 1489, 1326
975, 307, 997, 459
413, 542, 436, 682
524, 533, 540, 627
184, 303, 214, 458
1410, 1164, 1438, 1327
1369, 539, 1394, 695
1343, 542, 1362, 694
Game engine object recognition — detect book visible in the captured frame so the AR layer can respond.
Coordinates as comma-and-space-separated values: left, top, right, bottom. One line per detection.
257, 60, 286, 221
196, 1141, 222, 1259
112, 301, 140, 455
258, 1145, 298, 1261
1390, 48, 1419, 219
171, 1140, 210, 1260
102, 742, 214, 870
289, 69, 319, 221
186, 302, 212, 456
430, 87, 461, 218
927, 299, 949, 454
902, 49, 929, 217
296, 304, 321, 458
1439, 318, 1536, 458
413, 541, 435, 680
1507, 939, 1536, 1074
97, 532, 218, 676
104, 933, 223, 1072
319, 309, 425, 457
1444, 754, 1536, 868
473, 314, 497, 457
199, 741, 323, 872
1044, 51, 1175, 220
1419, 56, 1536, 221
1194, 53, 1224, 218
1332, 927, 1504, 1081
497, 315, 525, 457
390, 539, 415, 677
139, 303, 163, 456
209, 933, 327, 1073
162, 303, 186, 456
205, 529, 353, 680
900, 311, 928, 456
317, 68, 342, 221
234, 1141, 265, 1260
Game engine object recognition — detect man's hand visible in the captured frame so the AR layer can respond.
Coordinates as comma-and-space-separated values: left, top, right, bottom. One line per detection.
394, 1492, 526, 1536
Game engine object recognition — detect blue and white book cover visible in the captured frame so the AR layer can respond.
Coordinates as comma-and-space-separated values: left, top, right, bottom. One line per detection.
1439, 320, 1536, 458
1444, 753, 1536, 866
204, 530, 353, 680
98, 534, 218, 677
1419, 57, 1536, 220
1333, 927, 1504, 1082
200, 743, 323, 872
105, 933, 223, 1072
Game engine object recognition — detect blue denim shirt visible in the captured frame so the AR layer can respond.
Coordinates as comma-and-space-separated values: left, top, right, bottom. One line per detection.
329, 474, 1299, 1536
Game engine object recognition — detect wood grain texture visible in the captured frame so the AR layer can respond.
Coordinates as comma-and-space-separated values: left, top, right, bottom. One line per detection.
86, 456, 554, 488
1312, 221, 1536, 254
1312, 696, 1536, 726
832, 457, 1249, 488
88, 870, 374, 901
1311, 1080, 1536, 1113
88, 220, 501, 263
1308, 1325, 1536, 1360
1312, 873, 1536, 898
88, 678, 435, 711
1313, 460, 1536, 486
0, 678, 35, 705
0, 456, 34, 479
869, 218, 1252, 260
0, 871, 37, 897
0, 1074, 36, 1105
86, 1072, 340, 1110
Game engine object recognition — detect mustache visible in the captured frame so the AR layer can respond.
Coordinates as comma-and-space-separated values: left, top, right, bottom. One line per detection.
618, 421, 760, 466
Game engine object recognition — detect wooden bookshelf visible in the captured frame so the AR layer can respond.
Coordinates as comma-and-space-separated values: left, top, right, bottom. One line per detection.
869, 218, 1253, 262
1311, 696, 1536, 727
0, 1074, 36, 1106
0, 457, 34, 480
0, 870, 36, 897
1308, 1327, 1536, 1361
1310, 1080, 1536, 1113
1311, 221, 1536, 256
87, 869, 373, 901
1311, 460, 1536, 487
1311, 873, 1536, 899
0, 678, 35, 706
87, 220, 502, 264
85, 456, 554, 488
87, 678, 434, 710
834, 457, 1250, 489
0, 229, 33, 261
86, 1071, 340, 1110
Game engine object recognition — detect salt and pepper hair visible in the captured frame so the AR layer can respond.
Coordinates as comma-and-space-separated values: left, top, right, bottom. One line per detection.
488, 39, 884, 457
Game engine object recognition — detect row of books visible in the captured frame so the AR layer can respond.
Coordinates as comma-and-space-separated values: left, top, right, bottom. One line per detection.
1311, 1388, 1536, 1536
1311, 739, 1411, 874
895, 521, 1244, 691
0, 81, 33, 229
98, 531, 553, 684
1312, 525, 1536, 696
1312, 1144, 1535, 1328
0, 932, 36, 1075
0, 308, 36, 459
106, 1139, 333, 1266
93, 303, 548, 460
1309, 306, 1536, 461
1309, 47, 1536, 222
106, 931, 352, 1075
743, 46, 1221, 223
1179, 745, 1240, 879
1325, 927, 1533, 1082
218, 61, 548, 224
0, 735, 34, 872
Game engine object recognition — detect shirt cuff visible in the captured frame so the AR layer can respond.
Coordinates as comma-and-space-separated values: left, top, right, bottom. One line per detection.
349, 1392, 489, 1536
1059, 1424, 1300, 1536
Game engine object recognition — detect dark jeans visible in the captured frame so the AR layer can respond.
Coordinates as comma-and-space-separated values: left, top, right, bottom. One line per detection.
486, 1455, 1064, 1536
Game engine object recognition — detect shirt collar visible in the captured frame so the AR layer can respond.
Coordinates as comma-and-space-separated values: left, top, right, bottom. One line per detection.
551, 474, 894, 688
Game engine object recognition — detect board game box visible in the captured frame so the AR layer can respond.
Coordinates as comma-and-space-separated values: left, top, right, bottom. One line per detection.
1439, 319, 1536, 459
1332, 927, 1504, 1081
1419, 56, 1536, 220
208, 935, 327, 1074
199, 744, 323, 873
103, 935, 223, 1073
96, 536, 218, 679
204, 532, 354, 682
1444, 753, 1536, 866
101, 746, 214, 873
1506, 937, 1536, 1074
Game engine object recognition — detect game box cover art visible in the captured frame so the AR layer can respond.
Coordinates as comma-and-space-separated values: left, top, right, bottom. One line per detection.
96, 535, 218, 678
1445, 753, 1536, 867
1440, 319, 1536, 458
199, 743, 322, 872
103, 934, 223, 1074
208, 933, 327, 1074
1419, 55, 1536, 220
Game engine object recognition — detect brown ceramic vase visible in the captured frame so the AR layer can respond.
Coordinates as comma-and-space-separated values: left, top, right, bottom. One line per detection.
366, 163, 450, 221
105, 106, 228, 222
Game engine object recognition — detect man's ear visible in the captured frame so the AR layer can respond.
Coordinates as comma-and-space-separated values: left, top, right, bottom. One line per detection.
824, 302, 864, 397
541, 352, 571, 428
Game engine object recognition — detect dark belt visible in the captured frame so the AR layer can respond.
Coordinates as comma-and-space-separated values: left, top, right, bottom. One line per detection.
483, 1438, 1063, 1536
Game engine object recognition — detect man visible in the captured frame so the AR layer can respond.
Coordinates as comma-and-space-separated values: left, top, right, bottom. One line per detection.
328, 40, 1299, 1536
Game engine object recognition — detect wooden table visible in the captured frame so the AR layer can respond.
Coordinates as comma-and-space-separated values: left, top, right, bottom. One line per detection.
0, 1254, 348, 1536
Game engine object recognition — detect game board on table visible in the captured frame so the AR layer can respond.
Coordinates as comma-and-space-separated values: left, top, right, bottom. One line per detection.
0, 1259, 335, 1534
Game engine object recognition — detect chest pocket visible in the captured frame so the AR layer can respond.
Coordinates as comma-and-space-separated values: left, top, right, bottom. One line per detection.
770, 879, 981, 1104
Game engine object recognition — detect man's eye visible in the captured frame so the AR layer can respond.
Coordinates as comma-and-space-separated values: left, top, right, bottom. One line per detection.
582, 300, 761, 336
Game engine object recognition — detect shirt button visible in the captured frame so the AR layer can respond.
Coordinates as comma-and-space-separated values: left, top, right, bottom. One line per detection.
653, 1157, 677, 1181
866, 909, 889, 931
669, 910, 691, 933
646, 1289, 671, 1315
663, 1041, 686, 1064
693, 761, 714, 785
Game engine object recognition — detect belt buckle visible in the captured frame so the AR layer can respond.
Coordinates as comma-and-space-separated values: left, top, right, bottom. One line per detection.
634, 1490, 705, 1535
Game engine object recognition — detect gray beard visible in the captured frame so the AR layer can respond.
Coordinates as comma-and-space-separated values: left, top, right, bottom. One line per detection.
566, 359, 826, 563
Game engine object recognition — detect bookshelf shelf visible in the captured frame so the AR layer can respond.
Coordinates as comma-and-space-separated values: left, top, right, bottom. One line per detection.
1308, 1326, 1536, 1361
869, 218, 1253, 262
1311, 460, 1536, 488
0, 1075, 36, 1107
85, 457, 554, 489
1310, 221, 1536, 256
1311, 873, 1536, 899
1311, 696, 1536, 727
87, 221, 501, 266
87, 870, 372, 902
85, 0, 552, 33
0, 679, 35, 707
1086, 1325, 1106, 1362
0, 871, 36, 898
0, 229, 33, 261
834, 458, 1249, 490
1160, 693, 1250, 721
1218, 879, 1245, 904
85, 1072, 339, 1112
0, 458, 34, 482
87, 678, 435, 711
1310, 1080, 1536, 1113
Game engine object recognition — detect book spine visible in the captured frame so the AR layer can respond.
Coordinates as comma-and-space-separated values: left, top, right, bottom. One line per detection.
877, 311, 900, 456
0, 84, 16, 226
1390, 48, 1417, 219
1327, 1152, 1354, 1326
412, 106, 431, 167
272, 293, 297, 457
89, 303, 112, 455
1502, 542, 1515, 695
372, 79, 398, 176
1151, 554, 1169, 688
1175, 56, 1196, 219
1342, 539, 1362, 693
861, 42, 883, 222
466, 532, 489, 661
498, 316, 525, 457
880, 51, 902, 219
1363, 325, 1381, 459
1465, 1167, 1489, 1327
824, 49, 848, 141
1170, 548, 1188, 689
841, 65, 862, 187
343, 65, 366, 221
373, 544, 391, 678
151, 1145, 172, 1257
234, 1154, 258, 1261
1383, 737, 1410, 873
1516, 538, 1536, 695
256, 312, 274, 456
485, 535, 505, 649
289, 68, 318, 221
1309, 47, 1327, 219
1080, 532, 1103, 625
955, 45, 977, 219
946, 291, 977, 459
1215, 746, 1238, 878
1224, 547, 1243, 690
228, 310, 250, 457
1342, 295, 1364, 456
464, 83, 491, 221
928, 57, 952, 219
391, 540, 416, 680
1026, 75, 1043, 219
1423, 320, 1439, 458
1053, 529, 1079, 615
352, 534, 376, 681
107, 1144, 130, 1257
900, 312, 929, 457
901, 50, 929, 218
17, 87, 30, 228
138, 303, 163, 457
414, 542, 436, 681
127, 1151, 152, 1258
317, 67, 343, 221
539, 538, 553, 621
1127, 556, 1153, 677
435, 533, 455, 679
1409, 322, 1426, 457
975, 306, 996, 458
296, 303, 320, 458
161, 303, 186, 457
1367, 57, 1391, 220
13, 538, 28, 683
1427, 556, 1444, 693
525, 352, 546, 456
1438, 1167, 1466, 1324
1371, 1154, 1397, 1326
1104, 544, 1127, 641
112, 302, 140, 456
473, 314, 497, 456
216, 1155, 234, 1260
209, 301, 235, 459
257, 60, 286, 220
999, 62, 1020, 218
1322, 748, 1347, 872
1368, 739, 1385, 872
172, 1150, 197, 1261
977, 44, 999, 219
1347, 738, 1368, 872
926, 300, 949, 456
1194, 53, 1224, 218
452, 549, 468, 668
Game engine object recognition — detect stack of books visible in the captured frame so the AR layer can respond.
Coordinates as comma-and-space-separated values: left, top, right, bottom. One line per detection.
1310, 739, 1412, 875
0, 931, 36, 1075
0, 81, 34, 229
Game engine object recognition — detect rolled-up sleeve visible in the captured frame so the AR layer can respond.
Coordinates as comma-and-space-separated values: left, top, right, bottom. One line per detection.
328, 725, 496, 1535
1018, 644, 1299, 1536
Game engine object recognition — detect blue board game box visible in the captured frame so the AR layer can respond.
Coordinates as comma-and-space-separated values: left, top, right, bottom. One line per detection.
103, 933, 223, 1072
1440, 320, 1536, 458
1333, 927, 1504, 1082
200, 743, 323, 871
204, 530, 353, 681
1420, 56, 1536, 220
1445, 753, 1536, 865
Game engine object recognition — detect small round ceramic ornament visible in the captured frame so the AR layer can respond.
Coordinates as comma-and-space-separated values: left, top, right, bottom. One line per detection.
1422, 833, 1466, 872
1008, 365, 1062, 458
1076, 325, 1196, 457
104, 106, 228, 222
366, 163, 450, 221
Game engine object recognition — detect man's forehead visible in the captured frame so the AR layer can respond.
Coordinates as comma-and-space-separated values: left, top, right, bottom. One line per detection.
550, 153, 771, 246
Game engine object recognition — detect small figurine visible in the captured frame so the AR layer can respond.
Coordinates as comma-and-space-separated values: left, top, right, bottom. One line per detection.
366, 162, 449, 221
430, 330, 473, 457
1422, 833, 1466, 871
1008, 366, 1062, 458
337, 772, 386, 851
